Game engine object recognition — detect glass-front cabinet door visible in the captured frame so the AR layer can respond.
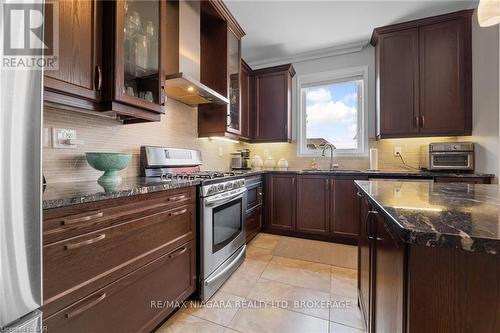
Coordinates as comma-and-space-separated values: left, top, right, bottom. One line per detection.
115, 0, 164, 112
227, 30, 241, 134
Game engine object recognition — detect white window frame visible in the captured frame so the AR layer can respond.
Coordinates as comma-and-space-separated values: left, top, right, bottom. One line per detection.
297, 66, 368, 157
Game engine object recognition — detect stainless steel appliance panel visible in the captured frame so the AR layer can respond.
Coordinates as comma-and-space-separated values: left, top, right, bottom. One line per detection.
0, 13, 43, 328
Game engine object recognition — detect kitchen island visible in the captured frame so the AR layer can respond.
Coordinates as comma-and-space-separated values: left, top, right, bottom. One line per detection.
355, 180, 500, 333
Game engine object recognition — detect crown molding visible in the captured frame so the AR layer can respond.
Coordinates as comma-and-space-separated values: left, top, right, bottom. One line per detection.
246, 40, 368, 69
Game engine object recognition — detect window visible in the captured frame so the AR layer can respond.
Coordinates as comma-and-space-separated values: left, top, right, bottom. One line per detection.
297, 67, 367, 156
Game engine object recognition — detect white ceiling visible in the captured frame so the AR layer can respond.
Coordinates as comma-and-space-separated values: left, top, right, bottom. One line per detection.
225, 0, 478, 67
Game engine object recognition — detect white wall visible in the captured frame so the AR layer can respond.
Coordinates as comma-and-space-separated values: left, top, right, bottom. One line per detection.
464, 12, 500, 175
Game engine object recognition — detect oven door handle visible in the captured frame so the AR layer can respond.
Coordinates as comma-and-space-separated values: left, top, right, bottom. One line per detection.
204, 187, 247, 207
205, 246, 246, 286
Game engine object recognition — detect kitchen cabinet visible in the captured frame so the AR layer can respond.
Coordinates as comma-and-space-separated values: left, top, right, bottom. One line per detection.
357, 192, 500, 333
45, 240, 196, 333
44, 0, 103, 106
357, 192, 373, 332
102, 0, 166, 122
240, 60, 254, 139
332, 177, 367, 238
254, 64, 295, 142
198, 1, 245, 140
372, 212, 405, 333
264, 174, 297, 232
45, 0, 167, 123
266, 174, 364, 244
375, 28, 419, 137
372, 10, 473, 138
296, 175, 330, 236
42, 186, 197, 329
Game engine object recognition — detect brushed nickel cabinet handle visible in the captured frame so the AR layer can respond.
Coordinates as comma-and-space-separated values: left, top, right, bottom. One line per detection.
366, 210, 378, 240
421, 115, 425, 128
95, 65, 102, 91
65, 234, 106, 250
168, 246, 188, 259
414, 116, 419, 129
356, 191, 364, 198
169, 208, 187, 217
65, 293, 106, 318
168, 194, 187, 202
63, 211, 103, 225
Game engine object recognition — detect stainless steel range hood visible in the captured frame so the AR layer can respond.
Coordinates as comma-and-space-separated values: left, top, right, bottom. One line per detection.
165, 73, 228, 106
164, 0, 228, 107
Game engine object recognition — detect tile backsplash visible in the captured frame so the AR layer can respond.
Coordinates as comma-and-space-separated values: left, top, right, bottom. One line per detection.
42, 100, 240, 183
245, 137, 460, 171
43, 101, 461, 183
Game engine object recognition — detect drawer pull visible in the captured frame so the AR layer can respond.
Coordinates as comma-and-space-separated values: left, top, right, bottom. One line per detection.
65, 234, 106, 250
65, 293, 106, 319
169, 208, 187, 217
168, 246, 187, 259
63, 211, 103, 225
167, 194, 187, 202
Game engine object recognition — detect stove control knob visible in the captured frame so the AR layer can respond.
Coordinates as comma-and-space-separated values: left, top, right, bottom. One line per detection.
217, 184, 224, 192
239, 179, 245, 187
225, 182, 232, 190
206, 186, 214, 195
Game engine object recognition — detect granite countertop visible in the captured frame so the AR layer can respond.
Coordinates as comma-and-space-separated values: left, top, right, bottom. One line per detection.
43, 177, 200, 210
43, 169, 494, 210
355, 180, 500, 254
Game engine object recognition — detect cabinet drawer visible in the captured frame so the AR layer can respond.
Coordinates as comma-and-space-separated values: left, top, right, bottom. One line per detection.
44, 240, 196, 333
246, 206, 262, 243
43, 187, 195, 244
43, 203, 195, 315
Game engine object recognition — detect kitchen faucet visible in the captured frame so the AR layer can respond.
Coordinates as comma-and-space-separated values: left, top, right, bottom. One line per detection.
321, 143, 338, 170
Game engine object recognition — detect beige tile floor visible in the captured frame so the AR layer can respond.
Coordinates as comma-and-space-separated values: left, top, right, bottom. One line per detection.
156, 233, 365, 333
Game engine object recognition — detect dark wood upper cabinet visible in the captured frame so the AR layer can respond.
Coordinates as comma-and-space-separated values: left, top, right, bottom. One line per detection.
102, 0, 165, 122
376, 28, 419, 137
372, 10, 473, 138
296, 175, 330, 236
419, 18, 472, 135
44, 0, 102, 104
264, 174, 297, 232
240, 60, 254, 139
198, 1, 245, 140
254, 64, 295, 142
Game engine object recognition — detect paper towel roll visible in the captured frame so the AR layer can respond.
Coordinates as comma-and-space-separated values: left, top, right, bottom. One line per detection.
369, 148, 379, 170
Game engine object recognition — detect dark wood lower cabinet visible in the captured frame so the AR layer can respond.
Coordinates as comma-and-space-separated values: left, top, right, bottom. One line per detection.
43, 187, 197, 332
264, 174, 365, 244
358, 194, 500, 333
264, 174, 297, 232
44, 240, 196, 333
296, 175, 330, 236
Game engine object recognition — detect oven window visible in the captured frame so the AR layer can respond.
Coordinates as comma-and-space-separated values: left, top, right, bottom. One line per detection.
212, 198, 243, 253
247, 186, 258, 208
433, 154, 469, 167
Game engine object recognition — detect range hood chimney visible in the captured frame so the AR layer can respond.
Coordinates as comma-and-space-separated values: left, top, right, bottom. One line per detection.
164, 0, 228, 106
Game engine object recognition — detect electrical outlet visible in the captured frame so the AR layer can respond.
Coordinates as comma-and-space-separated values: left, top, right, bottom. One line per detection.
394, 146, 402, 156
52, 128, 79, 149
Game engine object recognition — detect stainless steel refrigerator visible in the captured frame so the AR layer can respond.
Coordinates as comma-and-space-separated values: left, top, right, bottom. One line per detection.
0, 0, 44, 331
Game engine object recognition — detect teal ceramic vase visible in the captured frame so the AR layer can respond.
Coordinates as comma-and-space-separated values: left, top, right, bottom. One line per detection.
85, 152, 132, 189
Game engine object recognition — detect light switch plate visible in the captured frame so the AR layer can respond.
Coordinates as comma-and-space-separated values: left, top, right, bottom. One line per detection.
52, 128, 77, 149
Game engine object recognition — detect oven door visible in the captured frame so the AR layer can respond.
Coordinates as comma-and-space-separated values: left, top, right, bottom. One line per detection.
202, 187, 247, 278
430, 152, 474, 170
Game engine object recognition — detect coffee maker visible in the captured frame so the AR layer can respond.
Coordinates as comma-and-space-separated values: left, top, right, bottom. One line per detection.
231, 149, 251, 170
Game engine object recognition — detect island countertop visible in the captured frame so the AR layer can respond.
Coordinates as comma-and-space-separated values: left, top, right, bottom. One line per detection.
355, 180, 500, 254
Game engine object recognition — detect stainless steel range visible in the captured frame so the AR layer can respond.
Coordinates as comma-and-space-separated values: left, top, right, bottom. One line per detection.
141, 146, 246, 301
